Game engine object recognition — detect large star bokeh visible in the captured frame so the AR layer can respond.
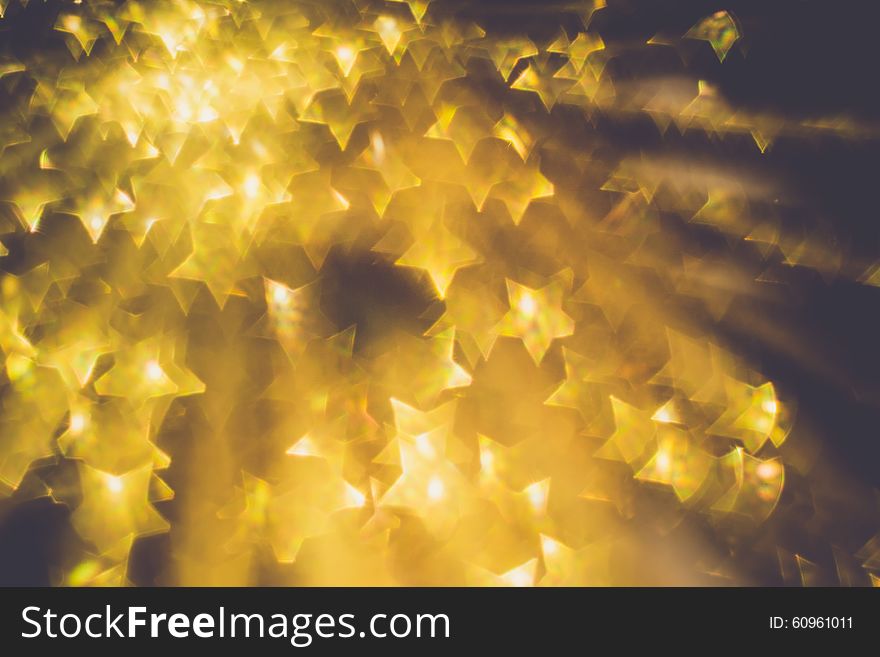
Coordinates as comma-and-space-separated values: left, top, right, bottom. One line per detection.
0, 0, 878, 586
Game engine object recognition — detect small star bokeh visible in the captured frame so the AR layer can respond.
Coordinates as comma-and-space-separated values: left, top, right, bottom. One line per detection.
0, 0, 878, 587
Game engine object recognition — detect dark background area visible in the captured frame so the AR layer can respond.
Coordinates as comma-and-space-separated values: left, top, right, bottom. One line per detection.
1, 0, 878, 586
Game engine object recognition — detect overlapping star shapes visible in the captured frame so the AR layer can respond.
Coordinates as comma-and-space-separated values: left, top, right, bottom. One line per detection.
0, 0, 875, 586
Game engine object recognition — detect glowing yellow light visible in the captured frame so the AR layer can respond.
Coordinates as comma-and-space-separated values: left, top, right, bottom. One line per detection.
39, 149, 55, 170
243, 173, 261, 199
757, 461, 780, 480
286, 436, 317, 457
374, 16, 402, 54
540, 535, 559, 557
415, 433, 436, 458
197, 106, 218, 123
69, 413, 86, 434
175, 99, 193, 121
332, 190, 350, 210
656, 451, 671, 473
518, 292, 536, 316
5, 353, 32, 381
370, 131, 386, 163
427, 476, 445, 500
145, 360, 164, 382
495, 114, 532, 160
508, 571, 530, 586
227, 56, 244, 74
479, 447, 494, 472
344, 483, 367, 508
159, 32, 183, 56
205, 184, 233, 201
501, 562, 535, 587
271, 283, 289, 304
0, 0, 831, 588
62, 15, 81, 31
335, 45, 356, 76
525, 480, 548, 511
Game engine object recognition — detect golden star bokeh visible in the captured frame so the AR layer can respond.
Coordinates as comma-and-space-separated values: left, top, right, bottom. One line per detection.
0, 0, 878, 587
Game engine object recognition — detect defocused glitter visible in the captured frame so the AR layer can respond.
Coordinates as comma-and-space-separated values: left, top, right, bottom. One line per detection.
0, 0, 877, 587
